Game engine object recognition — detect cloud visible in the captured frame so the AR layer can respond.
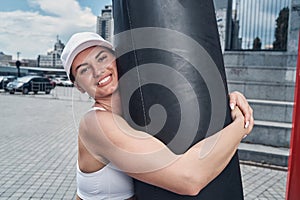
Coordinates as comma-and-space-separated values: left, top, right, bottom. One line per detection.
0, 0, 97, 59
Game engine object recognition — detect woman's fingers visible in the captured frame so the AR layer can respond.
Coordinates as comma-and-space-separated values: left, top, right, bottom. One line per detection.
229, 92, 237, 111
229, 91, 254, 128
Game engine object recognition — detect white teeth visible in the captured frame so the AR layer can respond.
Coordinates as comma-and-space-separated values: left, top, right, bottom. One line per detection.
98, 76, 110, 85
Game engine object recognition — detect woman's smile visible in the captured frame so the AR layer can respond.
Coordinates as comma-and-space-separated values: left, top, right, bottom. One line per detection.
97, 74, 112, 87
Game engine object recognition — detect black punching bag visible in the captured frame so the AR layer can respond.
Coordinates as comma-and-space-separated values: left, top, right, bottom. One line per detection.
113, 0, 243, 199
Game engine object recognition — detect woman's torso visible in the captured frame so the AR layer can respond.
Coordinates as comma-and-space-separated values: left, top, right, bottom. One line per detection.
77, 106, 135, 200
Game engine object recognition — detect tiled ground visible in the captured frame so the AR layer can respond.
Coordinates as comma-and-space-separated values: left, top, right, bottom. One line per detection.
0, 89, 288, 199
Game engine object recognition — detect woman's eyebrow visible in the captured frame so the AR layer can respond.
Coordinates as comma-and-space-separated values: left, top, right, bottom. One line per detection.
95, 50, 105, 59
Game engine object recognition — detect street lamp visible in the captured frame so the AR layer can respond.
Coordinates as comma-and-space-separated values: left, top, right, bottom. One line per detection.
16, 52, 21, 77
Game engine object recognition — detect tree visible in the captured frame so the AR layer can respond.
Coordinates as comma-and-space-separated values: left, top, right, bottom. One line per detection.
253, 37, 262, 50
273, 7, 289, 50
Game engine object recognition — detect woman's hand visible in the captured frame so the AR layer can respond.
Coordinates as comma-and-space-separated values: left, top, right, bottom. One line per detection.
229, 91, 253, 128
230, 106, 254, 136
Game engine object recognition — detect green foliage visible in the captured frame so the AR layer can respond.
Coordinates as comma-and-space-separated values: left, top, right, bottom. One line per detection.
273, 7, 289, 50
253, 37, 262, 50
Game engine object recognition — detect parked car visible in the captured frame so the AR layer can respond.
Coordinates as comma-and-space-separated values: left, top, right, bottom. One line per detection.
0, 75, 17, 91
53, 77, 73, 87
60, 78, 73, 87
6, 76, 55, 94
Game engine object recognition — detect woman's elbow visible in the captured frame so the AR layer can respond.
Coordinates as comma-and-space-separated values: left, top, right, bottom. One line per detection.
174, 171, 205, 196
175, 182, 203, 196
183, 185, 203, 196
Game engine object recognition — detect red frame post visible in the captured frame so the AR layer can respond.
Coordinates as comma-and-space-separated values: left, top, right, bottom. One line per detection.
286, 32, 300, 200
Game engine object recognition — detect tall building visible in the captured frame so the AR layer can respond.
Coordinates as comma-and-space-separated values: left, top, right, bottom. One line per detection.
37, 35, 65, 68
0, 52, 12, 66
96, 5, 113, 42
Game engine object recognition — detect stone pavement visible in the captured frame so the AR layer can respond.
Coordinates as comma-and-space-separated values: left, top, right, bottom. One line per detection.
240, 163, 287, 199
0, 87, 288, 199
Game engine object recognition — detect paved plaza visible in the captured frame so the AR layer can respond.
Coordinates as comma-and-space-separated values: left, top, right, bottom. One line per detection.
0, 87, 288, 199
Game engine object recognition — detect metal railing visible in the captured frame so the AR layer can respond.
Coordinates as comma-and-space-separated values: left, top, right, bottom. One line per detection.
225, 0, 290, 51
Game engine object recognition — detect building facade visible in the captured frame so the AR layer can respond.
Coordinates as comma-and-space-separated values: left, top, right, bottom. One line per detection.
0, 52, 12, 66
96, 5, 113, 42
37, 36, 65, 68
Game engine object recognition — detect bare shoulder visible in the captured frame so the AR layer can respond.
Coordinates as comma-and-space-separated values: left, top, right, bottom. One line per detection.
80, 110, 113, 128
79, 110, 131, 138
79, 110, 148, 149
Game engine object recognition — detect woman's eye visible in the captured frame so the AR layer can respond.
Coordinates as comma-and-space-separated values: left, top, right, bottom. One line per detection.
97, 55, 107, 62
80, 66, 90, 74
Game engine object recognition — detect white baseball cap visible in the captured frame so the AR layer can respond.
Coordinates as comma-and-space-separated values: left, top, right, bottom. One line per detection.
61, 32, 113, 80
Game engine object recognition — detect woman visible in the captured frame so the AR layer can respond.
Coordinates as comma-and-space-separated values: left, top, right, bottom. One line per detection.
61, 32, 254, 200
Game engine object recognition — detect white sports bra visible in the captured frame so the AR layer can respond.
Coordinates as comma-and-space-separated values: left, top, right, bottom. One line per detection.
77, 106, 134, 200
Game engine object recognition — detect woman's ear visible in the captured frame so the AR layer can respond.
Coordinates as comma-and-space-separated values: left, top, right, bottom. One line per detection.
74, 82, 85, 93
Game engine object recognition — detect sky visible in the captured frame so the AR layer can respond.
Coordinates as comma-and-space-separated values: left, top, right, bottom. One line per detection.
0, 0, 112, 60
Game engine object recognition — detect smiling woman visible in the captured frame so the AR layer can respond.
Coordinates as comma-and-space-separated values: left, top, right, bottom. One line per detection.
59, 31, 254, 200
71, 46, 119, 99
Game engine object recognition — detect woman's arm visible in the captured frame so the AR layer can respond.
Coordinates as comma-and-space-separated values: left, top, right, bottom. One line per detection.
79, 106, 253, 195
130, 108, 249, 195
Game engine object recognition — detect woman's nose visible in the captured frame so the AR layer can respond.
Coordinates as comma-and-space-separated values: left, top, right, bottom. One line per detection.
93, 66, 105, 78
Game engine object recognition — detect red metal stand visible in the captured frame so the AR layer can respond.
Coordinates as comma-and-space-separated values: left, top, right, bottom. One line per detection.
286, 32, 300, 200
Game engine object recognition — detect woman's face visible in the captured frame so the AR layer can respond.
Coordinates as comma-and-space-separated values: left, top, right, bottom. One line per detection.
71, 46, 118, 99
